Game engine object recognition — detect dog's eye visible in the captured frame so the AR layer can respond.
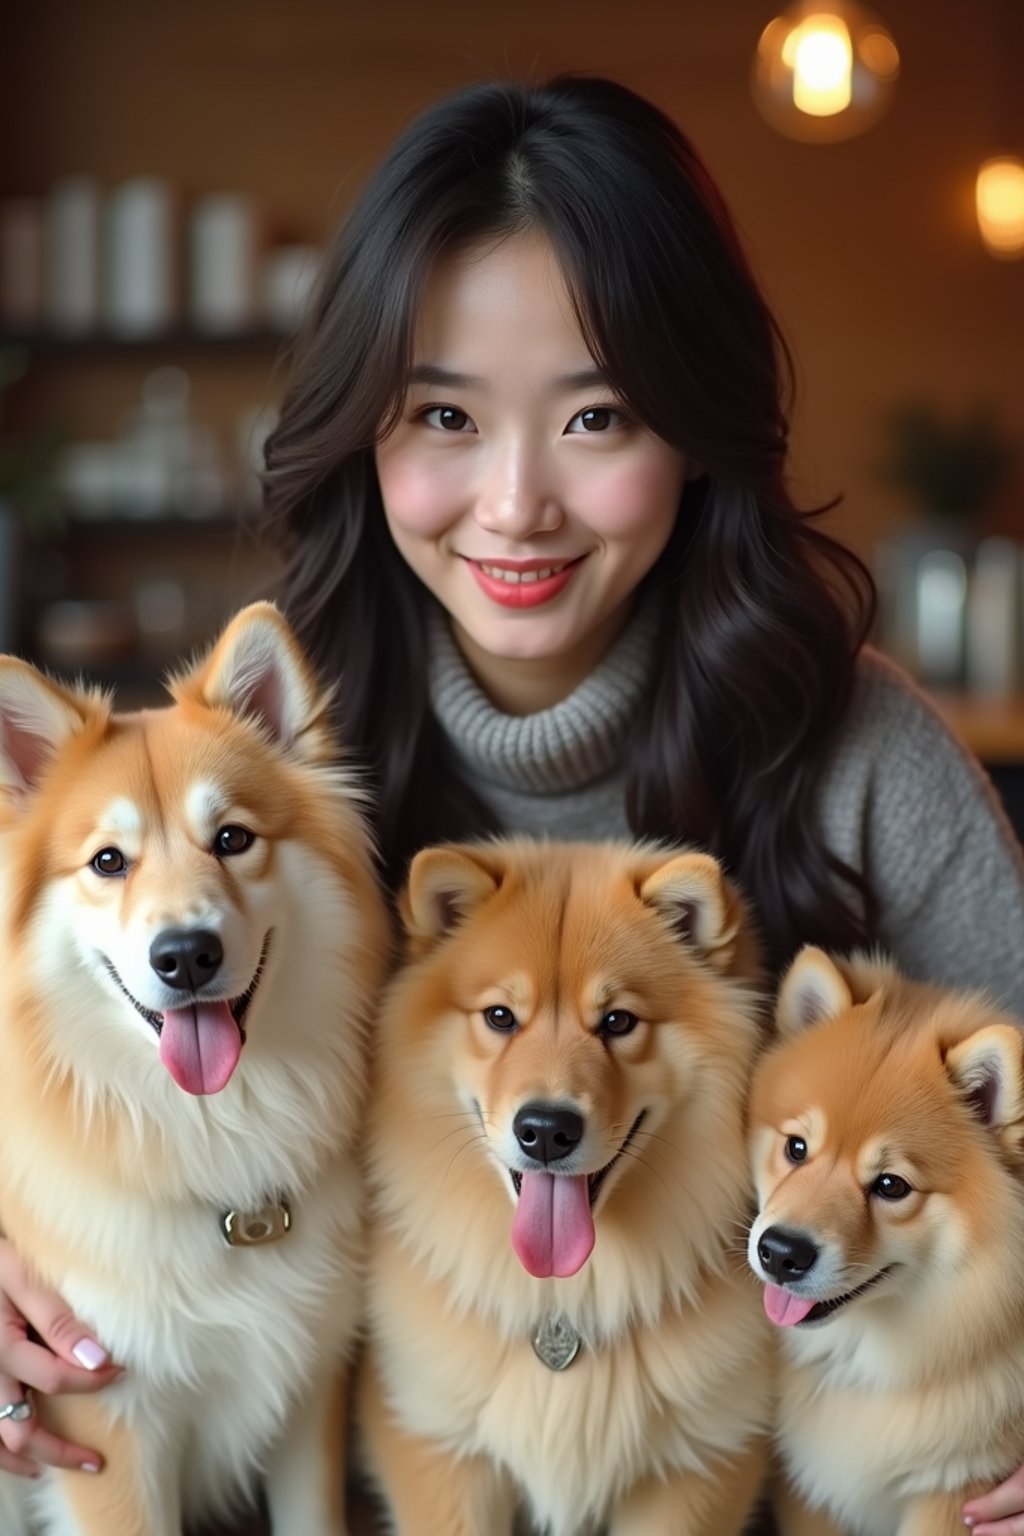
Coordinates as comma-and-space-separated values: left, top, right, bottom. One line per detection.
784, 1135, 808, 1164
91, 846, 128, 877
482, 1006, 518, 1033
214, 825, 255, 857
599, 1010, 639, 1038
871, 1173, 912, 1201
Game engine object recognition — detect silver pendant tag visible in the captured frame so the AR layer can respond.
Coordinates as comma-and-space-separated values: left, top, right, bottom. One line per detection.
532, 1314, 582, 1371
221, 1199, 291, 1247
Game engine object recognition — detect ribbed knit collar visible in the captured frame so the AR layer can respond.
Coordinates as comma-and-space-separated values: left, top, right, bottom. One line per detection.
426, 598, 661, 794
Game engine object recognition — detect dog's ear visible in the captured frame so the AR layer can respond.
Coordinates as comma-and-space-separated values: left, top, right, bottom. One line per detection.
402, 845, 501, 945
946, 1024, 1024, 1130
173, 603, 332, 762
0, 659, 100, 803
776, 947, 854, 1038
638, 851, 741, 971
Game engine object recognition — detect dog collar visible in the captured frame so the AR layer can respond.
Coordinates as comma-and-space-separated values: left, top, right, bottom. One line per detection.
220, 1195, 291, 1247
532, 1313, 582, 1371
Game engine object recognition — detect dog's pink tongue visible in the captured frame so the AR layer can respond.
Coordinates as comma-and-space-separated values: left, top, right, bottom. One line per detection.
764, 1284, 816, 1327
510, 1172, 595, 1278
159, 1003, 241, 1095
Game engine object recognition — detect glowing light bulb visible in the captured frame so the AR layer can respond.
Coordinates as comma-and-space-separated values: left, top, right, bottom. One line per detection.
976, 156, 1024, 259
790, 16, 853, 116
753, 1, 899, 142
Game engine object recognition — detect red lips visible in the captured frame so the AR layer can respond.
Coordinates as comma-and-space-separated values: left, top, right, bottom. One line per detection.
464, 556, 584, 609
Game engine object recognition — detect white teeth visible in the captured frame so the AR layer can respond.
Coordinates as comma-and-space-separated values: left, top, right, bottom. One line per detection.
479, 563, 564, 584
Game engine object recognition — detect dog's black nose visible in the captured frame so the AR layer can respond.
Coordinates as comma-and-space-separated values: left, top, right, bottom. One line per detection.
150, 928, 224, 991
757, 1226, 819, 1282
513, 1104, 584, 1165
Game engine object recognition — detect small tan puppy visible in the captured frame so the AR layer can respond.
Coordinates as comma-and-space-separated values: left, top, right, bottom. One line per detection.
748, 947, 1024, 1536
360, 837, 772, 1536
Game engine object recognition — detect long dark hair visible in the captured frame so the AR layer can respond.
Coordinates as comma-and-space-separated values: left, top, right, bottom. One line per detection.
262, 74, 877, 971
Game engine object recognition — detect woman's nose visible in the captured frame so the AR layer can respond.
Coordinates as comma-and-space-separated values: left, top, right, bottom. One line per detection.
473, 441, 563, 538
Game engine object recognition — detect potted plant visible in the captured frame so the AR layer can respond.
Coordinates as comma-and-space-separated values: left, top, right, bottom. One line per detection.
877, 399, 1017, 529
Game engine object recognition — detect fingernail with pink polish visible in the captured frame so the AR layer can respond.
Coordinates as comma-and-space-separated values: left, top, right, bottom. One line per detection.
72, 1340, 109, 1370
80, 1461, 101, 1473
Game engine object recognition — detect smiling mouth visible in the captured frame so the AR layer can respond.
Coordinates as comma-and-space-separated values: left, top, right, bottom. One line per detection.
797, 1265, 894, 1325
508, 1110, 647, 1206
100, 932, 272, 1042
473, 557, 584, 585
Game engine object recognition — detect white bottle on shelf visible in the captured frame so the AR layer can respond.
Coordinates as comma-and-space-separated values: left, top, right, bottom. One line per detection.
44, 176, 100, 334
914, 547, 968, 690
189, 193, 258, 334
104, 177, 175, 337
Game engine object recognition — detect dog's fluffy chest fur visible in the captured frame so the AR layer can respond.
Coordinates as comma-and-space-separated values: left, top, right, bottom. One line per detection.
778, 1328, 1024, 1536
373, 1252, 770, 1536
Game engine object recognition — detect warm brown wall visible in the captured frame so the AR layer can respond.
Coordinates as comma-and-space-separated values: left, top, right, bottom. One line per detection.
5, 0, 1023, 558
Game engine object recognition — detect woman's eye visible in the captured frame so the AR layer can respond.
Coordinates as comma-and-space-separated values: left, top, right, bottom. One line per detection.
565, 405, 626, 434
482, 1005, 518, 1033
785, 1135, 808, 1164
91, 846, 128, 877
421, 405, 475, 433
214, 825, 255, 857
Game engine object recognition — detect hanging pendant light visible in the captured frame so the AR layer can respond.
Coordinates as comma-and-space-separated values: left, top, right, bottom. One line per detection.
752, 1, 900, 143
976, 156, 1024, 258
975, 3, 1024, 258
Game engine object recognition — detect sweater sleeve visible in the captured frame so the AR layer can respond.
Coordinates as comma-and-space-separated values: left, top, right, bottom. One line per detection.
817, 650, 1024, 1015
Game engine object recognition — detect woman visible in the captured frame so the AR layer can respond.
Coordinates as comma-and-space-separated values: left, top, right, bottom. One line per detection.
3, 74, 1023, 1533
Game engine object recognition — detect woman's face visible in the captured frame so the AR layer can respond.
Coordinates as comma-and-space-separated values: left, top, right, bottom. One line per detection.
375, 233, 688, 713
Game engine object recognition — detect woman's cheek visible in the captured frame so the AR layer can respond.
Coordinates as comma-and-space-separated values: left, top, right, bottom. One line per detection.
377, 447, 465, 536
577, 456, 685, 538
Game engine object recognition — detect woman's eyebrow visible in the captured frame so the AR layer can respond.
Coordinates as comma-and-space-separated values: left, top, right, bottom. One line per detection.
555, 367, 608, 390
406, 364, 485, 389
405, 364, 609, 392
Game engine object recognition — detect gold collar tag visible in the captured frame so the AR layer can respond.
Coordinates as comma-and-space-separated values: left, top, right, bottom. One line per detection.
221, 1198, 291, 1247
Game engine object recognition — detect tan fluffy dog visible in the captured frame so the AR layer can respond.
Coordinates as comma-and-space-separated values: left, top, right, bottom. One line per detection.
748, 947, 1024, 1536
359, 837, 772, 1536
0, 603, 389, 1536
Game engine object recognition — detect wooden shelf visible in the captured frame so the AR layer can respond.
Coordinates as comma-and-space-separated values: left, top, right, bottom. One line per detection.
54, 511, 256, 538
0, 328, 291, 358
929, 692, 1024, 765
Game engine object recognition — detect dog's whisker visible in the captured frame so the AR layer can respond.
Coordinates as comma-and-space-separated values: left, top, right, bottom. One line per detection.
835, 1261, 891, 1282
429, 1123, 490, 1153
614, 1147, 678, 1204
635, 1129, 684, 1157
441, 1132, 489, 1185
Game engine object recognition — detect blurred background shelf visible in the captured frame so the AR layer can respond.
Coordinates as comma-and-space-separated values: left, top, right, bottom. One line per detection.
0, 328, 291, 358
53, 509, 257, 537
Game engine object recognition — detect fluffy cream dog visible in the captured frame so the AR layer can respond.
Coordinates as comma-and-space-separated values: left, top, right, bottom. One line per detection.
0, 603, 389, 1536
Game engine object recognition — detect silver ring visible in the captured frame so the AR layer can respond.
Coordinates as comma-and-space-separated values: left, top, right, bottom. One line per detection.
0, 1397, 32, 1423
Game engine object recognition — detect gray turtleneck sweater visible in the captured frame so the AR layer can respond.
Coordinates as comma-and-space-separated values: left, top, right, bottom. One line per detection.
428, 603, 1024, 1016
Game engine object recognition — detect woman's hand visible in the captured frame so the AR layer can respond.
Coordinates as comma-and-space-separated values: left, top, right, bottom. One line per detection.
964, 1465, 1024, 1535
0, 1239, 122, 1477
